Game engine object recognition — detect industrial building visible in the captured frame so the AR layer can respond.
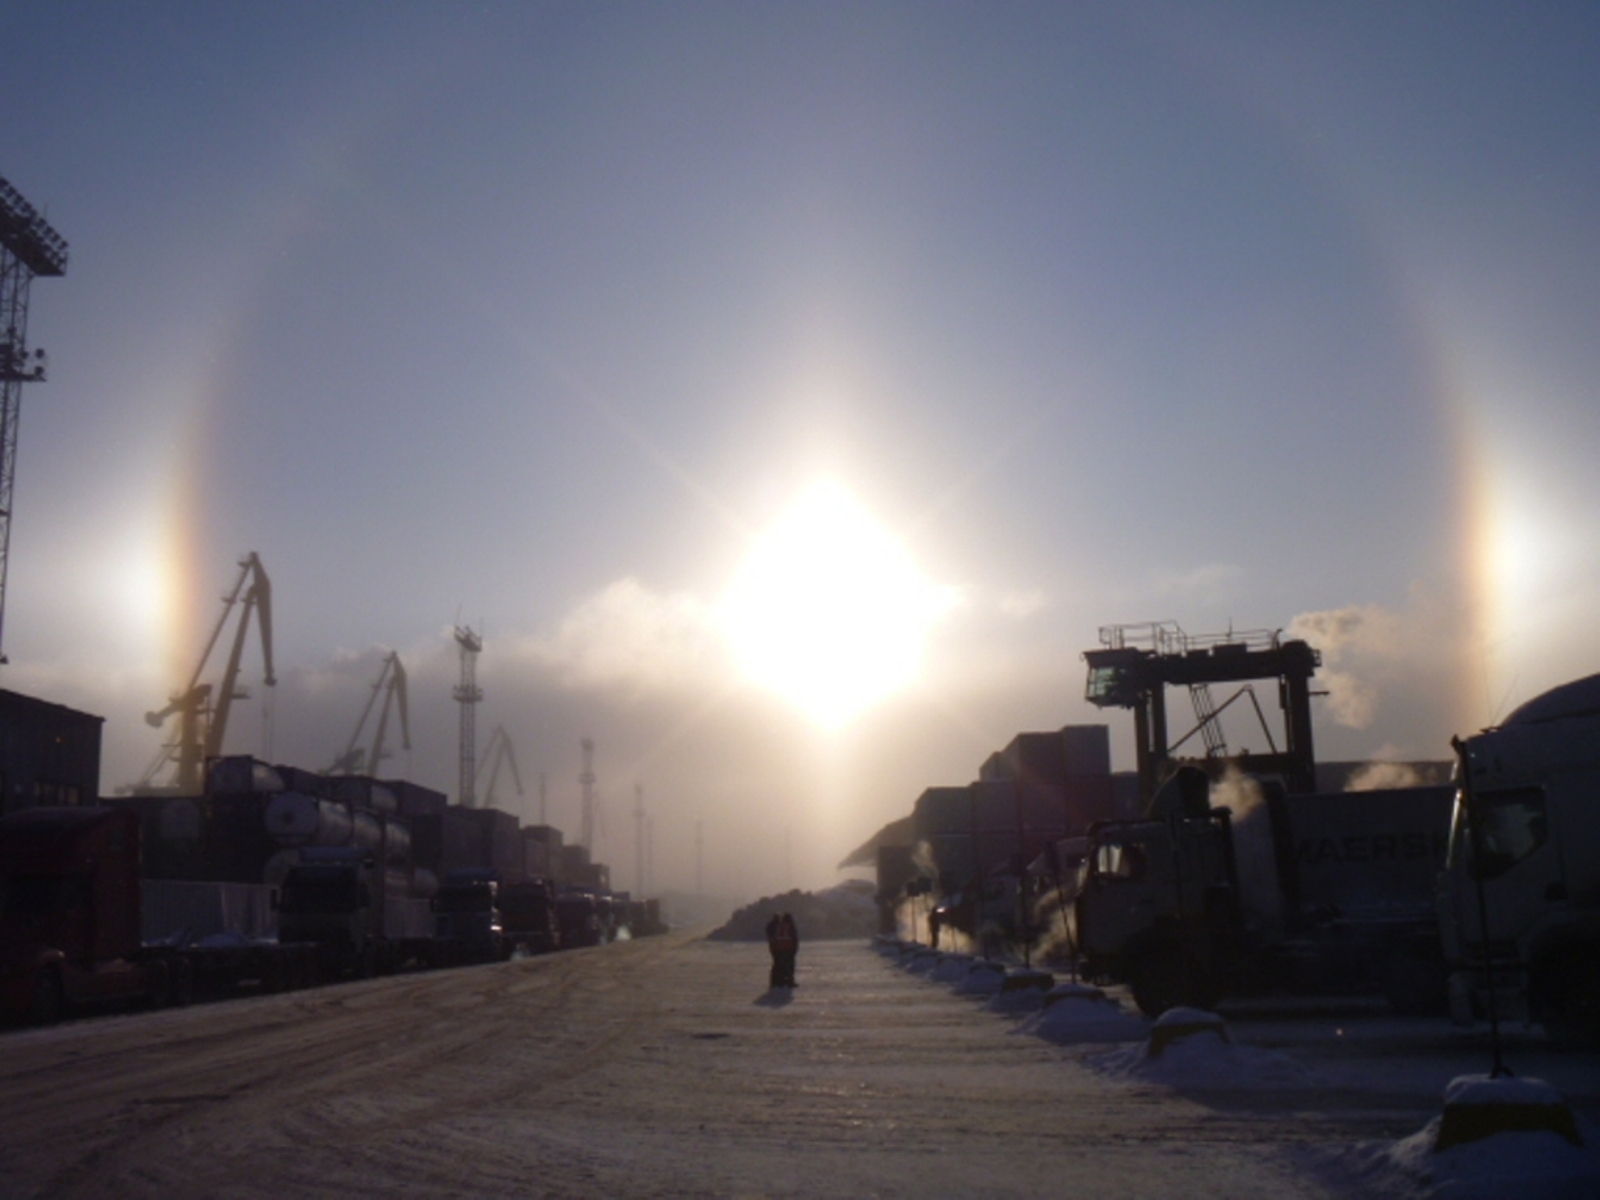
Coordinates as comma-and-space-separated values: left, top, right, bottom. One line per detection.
0, 688, 103, 816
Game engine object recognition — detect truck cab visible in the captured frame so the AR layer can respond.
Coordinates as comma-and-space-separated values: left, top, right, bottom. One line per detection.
1076, 806, 1240, 1015
277, 848, 383, 977
1444, 674, 1600, 1047
431, 870, 506, 964
499, 879, 559, 955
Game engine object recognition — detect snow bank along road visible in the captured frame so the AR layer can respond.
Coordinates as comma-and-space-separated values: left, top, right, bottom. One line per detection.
2, 935, 1593, 1198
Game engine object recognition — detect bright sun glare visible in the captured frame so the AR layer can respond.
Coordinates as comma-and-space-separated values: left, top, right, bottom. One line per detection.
721, 480, 949, 729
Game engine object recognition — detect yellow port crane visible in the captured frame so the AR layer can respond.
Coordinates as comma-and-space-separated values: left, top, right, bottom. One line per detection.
327, 649, 410, 776
137, 552, 275, 795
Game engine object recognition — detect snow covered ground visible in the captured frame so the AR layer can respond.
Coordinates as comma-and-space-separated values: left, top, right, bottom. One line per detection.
887, 938, 1600, 1197
2, 936, 1595, 1197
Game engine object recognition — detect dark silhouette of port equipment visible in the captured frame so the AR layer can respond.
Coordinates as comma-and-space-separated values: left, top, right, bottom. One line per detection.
138, 553, 276, 795
327, 649, 411, 776
477, 724, 524, 810
453, 625, 483, 806
579, 735, 597, 850
1083, 621, 1321, 806
0, 175, 68, 665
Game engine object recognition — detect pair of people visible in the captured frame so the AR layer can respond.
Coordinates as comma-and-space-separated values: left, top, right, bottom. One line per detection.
765, 911, 799, 989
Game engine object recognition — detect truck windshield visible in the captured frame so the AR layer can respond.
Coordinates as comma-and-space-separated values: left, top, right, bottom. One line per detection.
501, 895, 550, 920
434, 890, 495, 914
0, 873, 89, 919
280, 875, 360, 913
1093, 841, 1147, 881
1472, 787, 1548, 879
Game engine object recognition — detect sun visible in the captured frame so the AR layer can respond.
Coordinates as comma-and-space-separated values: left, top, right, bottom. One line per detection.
721, 480, 949, 729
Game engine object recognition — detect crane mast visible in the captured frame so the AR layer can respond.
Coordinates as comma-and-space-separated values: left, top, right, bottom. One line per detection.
453, 625, 483, 806
0, 175, 67, 664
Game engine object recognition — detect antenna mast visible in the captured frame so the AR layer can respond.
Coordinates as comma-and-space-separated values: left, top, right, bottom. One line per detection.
453, 625, 482, 806
0, 175, 67, 663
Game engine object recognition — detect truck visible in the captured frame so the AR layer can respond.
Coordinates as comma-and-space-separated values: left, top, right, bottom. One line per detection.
275, 846, 433, 977
430, 869, 508, 965
1442, 673, 1600, 1048
556, 889, 603, 949
1074, 766, 1453, 1016
0, 806, 315, 1023
499, 878, 559, 955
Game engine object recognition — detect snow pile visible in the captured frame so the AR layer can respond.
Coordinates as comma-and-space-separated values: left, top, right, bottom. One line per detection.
952, 960, 1007, 997
1350, 1075, 1600, 1198
1085, 1008, 1317, 1086
1016, 984, 1146, 1044
930, 954, 975, 983
902, 947, 942, 974
706, 881, 878, 941
986, 969, 1054, 1015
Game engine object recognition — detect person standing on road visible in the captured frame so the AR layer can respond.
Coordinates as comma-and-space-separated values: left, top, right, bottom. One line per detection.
766, 911, 799, 988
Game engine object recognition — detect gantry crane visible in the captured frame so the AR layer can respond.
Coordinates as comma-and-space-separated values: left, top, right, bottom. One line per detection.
477, 724, 524, 810
137, 552, 275, 794
327, 649, 410, 776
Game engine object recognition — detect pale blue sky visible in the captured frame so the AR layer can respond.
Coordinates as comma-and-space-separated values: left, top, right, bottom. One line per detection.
2, 3, 1596, 896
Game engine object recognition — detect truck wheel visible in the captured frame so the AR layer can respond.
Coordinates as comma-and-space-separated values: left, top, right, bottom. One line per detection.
145, 960, 171, 1009
1129, 946, 1213, 1017
1540, 957, 1600, 1050
169, 959, 195, 1007
31, 968, 64, 1025
1120, 953, 1196, 1017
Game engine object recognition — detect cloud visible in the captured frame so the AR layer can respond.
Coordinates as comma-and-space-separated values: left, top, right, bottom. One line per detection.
1288, 604, 1402, 730
1344, 761, 1425, 791
1287, 598, 1473, 743
1288, 604, 1402, 659
1150, 562, 1245, 599
511, 577, 729, 695
997, 589, 1047, 621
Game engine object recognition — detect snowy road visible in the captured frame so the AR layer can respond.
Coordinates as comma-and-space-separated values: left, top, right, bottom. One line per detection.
2, 935, 1595, 1198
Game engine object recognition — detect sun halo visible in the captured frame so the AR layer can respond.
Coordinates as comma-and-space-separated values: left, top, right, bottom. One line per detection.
721, 481, 948, 730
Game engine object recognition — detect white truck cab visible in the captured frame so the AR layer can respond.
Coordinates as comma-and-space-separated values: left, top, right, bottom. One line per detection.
1444, 674, 1600, 1047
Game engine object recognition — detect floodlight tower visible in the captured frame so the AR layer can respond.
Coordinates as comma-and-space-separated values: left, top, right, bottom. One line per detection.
453, 625, 483, 806
579, 736, 596, 850
0, 175, 67, 664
